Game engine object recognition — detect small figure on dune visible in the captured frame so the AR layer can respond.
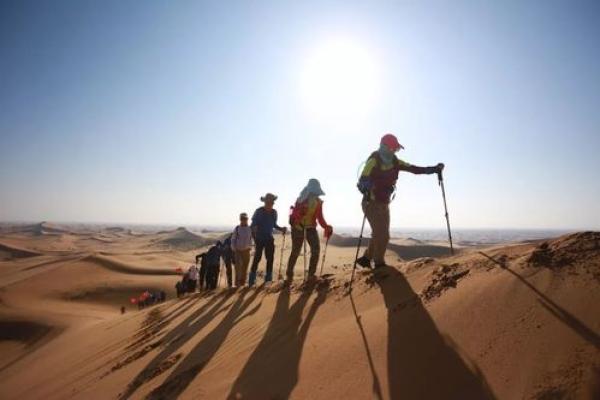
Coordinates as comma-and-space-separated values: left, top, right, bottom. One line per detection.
250, 193, 287, 286
287, 178, 333, 283
198, 244, 221, 290
186, 264, 199, 293
231, 212, 253, 287
219, 235, 235, 288
120, 305, 126, 314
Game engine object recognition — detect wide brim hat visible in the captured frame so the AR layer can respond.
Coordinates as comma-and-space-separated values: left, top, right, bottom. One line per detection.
260, 193, 278, 202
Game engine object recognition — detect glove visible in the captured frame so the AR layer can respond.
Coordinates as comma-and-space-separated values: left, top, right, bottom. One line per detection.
357, 177, 372, 194
324, 225, 333, 239
436, 163, 445, 173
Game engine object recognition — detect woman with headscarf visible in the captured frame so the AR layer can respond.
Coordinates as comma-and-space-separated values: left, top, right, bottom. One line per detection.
286, 178, 333, 283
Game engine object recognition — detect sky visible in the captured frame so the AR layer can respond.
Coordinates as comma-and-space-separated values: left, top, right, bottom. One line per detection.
1, 0, 599, 230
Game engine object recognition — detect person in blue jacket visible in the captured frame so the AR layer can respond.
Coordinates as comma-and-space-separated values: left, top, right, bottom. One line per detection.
249, 193, 287, 286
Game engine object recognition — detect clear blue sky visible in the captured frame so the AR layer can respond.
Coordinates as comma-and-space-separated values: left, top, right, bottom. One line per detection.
1, 0, 599, 229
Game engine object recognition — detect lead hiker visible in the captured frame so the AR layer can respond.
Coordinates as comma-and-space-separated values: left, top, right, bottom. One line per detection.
249, 193, 287, 286
231, 212, 252, 287
287, 178, 333, 283
356, 133, 444, 269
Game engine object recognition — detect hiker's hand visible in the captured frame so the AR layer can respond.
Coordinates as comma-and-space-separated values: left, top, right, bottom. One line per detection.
324, 225, 333, 239
357, 177, 372, 194
436, 163, 445, 173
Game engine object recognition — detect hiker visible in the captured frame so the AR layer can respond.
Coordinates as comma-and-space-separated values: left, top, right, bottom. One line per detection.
187, 264, 199, 293
356, 133, 444, 268
249, 193, 287, 286
287, 178, 333, 282
219, 235, 235, 288
198, 244, 222, 290
175, 280, 186, 297
231, 212, 253, 287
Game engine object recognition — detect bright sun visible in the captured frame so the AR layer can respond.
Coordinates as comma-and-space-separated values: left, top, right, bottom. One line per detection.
300, 38, 380, 121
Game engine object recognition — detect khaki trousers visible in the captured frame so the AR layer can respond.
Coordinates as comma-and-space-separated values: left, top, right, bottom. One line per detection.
234, 249, 250, 286
362, 200, 390, 264
286, 227, 320, 280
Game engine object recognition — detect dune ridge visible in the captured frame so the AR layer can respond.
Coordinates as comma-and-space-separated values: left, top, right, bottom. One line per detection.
0, 228, 598, 399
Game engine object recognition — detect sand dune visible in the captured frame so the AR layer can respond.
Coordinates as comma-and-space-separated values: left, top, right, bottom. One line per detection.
0, 226, 598, 399
329, 233, 454, 261
152, 227, 214, 251
0, 241, 40, 261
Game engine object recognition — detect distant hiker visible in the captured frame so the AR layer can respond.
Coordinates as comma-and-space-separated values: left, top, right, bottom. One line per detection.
287, 179, 333, 282
198, 244, 221, 290
120, 306, 126, 314
356, 133, 444, 268
249, 193, 287, 286
175, 280, 185, 297
187, 264, 199, 292
231, 212, 253, 287
159, 290, 166, 302
219, 235, 235, 288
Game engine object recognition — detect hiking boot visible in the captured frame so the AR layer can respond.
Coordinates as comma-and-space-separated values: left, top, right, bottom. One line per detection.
356, 256, 372, 269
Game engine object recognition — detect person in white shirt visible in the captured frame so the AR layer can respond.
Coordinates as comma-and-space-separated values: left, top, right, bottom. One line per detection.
231, 212, 253, 287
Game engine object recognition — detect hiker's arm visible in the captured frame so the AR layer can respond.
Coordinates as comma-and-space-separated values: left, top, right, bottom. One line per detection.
251, 211, 258, 240
398, 160, 443, 175
230, 230, 237, 249
274, 210, 287, 234
316, 202, 333, 238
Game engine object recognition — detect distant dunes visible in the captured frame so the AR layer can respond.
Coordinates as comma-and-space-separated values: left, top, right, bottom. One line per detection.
328, 234, 452, 261
152, 227, 214, 251
0, 242, 40, 261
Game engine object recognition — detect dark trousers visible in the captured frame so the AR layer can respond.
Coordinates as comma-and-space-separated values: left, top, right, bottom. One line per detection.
205, 264, 219, 290
287, 227, 320, 279
223, 259, 233, 287
250, 237, 275, 282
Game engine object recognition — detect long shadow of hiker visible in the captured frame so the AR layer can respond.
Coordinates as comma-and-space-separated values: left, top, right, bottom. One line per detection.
479, 251, 600, 349
372, 266, 496, 399
227, 283, 327, 399
147, 287, 265, 399
119, 291, 234, 399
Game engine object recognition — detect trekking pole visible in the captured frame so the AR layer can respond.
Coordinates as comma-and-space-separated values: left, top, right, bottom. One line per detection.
302, 225, 308, 282
437, 170, 454, 255
278, 231, 286, 280
349, 208, 368, 292
319, 236, 330, 277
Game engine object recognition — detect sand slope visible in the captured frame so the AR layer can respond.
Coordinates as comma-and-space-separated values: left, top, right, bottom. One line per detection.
0, 227, 598, 399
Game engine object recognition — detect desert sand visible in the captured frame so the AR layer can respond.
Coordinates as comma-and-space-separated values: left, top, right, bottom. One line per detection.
0, 222, 598, 399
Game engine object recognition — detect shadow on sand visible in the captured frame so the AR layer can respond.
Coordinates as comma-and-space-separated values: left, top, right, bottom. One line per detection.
479, 251, 600, 350
146, 287, 264, 399
227, 282, 327, 399
369, 265, 496, 399
119, 290, 235, 399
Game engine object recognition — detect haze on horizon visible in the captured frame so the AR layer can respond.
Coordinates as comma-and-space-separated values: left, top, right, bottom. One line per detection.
1, 1, 599, 230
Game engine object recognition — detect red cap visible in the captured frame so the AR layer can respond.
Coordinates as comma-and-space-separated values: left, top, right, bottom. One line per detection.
380, 133, 404, 152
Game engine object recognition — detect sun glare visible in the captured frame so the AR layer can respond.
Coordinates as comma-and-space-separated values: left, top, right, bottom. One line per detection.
300, 38, 381, 121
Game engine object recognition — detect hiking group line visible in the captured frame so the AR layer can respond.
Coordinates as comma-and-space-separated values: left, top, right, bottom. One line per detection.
175, 133, 449, 294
